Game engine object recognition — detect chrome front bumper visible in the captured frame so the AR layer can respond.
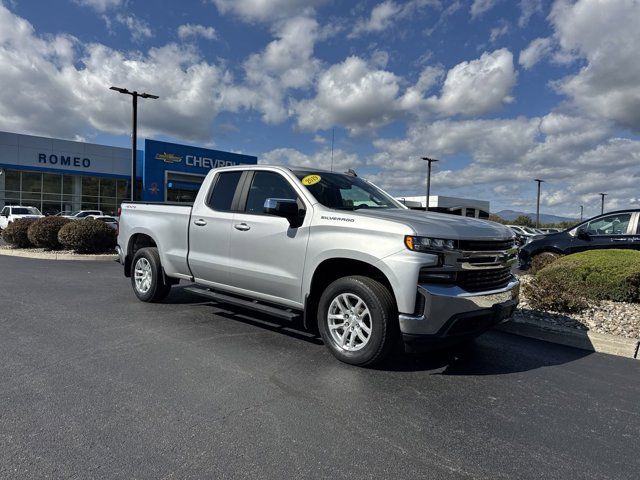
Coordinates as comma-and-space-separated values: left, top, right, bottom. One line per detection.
399, 276, 520, 336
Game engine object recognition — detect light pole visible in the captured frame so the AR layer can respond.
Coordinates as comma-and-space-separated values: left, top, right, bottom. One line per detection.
599, 193, 607, 215
534, 178, 544, 228
580, 205, 584, 222
110, 86, 159, 201
421, 157, 439, 211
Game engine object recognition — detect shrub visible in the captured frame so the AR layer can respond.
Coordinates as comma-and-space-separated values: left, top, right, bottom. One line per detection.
1, 218, 36, 248
524, 250, 640, 312
522, 276, 590, 313
530, 252, 561, 274
27, 216, 71, 250
58, 218, 117, 253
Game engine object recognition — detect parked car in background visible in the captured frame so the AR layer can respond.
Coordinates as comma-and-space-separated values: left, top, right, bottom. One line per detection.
519, 209, 640, 268
507, 225, 537, 246
0, 205, 44, 229
63, 210, 103, 219
89, 215, 118, 230
539, 228, 561, 234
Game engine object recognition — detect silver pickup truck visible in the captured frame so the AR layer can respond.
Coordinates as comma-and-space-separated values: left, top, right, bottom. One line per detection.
117, 165, 519, 366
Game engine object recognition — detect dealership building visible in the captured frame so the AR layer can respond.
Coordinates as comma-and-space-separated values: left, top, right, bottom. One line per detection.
0, 131, 257, 215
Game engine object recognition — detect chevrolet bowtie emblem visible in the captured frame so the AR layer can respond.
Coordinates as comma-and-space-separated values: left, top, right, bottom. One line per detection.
155, 152, 182, 164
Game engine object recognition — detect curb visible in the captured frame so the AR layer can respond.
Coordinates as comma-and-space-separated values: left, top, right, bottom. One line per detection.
497, 318, 640, 359
0, 248, 117, 262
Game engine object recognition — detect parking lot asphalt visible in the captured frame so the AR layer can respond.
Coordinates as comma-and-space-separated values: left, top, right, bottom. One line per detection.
1, 256, 639, 479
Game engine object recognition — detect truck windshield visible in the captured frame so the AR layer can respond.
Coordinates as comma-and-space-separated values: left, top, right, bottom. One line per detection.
293, 171, 401, 211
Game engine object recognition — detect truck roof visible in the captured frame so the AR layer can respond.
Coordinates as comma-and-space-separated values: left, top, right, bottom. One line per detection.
213, 164, 338, 175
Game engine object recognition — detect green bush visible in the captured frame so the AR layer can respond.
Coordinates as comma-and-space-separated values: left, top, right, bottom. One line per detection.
58, 218, 117, 254
27, 216, 71, 250
524, 250, 640, 312
1, 218, 37, 248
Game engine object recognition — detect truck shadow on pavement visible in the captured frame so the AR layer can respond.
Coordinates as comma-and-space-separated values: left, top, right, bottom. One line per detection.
169, 286, 592, 375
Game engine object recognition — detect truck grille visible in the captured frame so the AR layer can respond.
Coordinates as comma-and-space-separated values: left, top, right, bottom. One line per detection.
456, 267, 512, 292
457, 239, 515, 251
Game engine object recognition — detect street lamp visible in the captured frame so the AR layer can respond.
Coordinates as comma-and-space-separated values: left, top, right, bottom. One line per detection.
421, 157, 439, 211
110, 86, 159, 201
599, 193, 607, 215
534, 179, 544, 228
580, 205, 584, 222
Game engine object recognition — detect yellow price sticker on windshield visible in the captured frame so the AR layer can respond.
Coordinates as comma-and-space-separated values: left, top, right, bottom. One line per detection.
302, 174, 321, 186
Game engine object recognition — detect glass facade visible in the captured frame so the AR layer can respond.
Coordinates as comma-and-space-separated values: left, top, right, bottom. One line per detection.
0, 169, 129, 215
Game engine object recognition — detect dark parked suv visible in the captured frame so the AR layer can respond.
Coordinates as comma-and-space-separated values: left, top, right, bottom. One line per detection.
519, 209, 640, 268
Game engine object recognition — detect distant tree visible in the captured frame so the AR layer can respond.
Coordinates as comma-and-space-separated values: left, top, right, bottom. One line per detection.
488, 214, 506, 224
513, 215, 535, 227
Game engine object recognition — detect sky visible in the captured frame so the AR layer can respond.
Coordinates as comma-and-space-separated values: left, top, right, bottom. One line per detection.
1, 0, 639, 218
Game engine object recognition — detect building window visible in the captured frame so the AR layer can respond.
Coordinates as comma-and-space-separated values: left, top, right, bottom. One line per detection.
0, 170, 128, 215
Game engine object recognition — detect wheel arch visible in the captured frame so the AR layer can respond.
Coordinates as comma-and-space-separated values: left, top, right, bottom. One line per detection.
124, 232, 158, 277
303, 257, 395, 331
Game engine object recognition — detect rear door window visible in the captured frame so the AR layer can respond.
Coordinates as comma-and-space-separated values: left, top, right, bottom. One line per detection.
586, 213, 632, 235
207, 171, 243, 211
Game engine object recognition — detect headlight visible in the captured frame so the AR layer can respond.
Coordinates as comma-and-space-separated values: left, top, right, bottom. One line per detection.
404, 235, 456, 252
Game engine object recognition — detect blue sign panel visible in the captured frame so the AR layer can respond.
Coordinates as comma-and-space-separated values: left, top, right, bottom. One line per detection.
143, 139, 257, 201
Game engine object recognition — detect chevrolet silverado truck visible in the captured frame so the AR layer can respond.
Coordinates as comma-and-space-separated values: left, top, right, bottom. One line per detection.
116, 165, 519, 366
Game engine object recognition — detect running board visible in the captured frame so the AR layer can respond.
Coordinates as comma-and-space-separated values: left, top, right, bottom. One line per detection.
184, 287, 300, 321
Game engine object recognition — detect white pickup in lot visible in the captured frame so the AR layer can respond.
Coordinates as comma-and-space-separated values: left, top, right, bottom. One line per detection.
117, 165, 519, 365
0, 205, 44, 229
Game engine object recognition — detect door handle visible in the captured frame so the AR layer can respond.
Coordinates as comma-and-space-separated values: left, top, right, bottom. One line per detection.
194, 219, 207, 226
234, 223, 251, 231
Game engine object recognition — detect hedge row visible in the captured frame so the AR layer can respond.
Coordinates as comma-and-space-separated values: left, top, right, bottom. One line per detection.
1, 217, 116, 253
523, 250, 640, 313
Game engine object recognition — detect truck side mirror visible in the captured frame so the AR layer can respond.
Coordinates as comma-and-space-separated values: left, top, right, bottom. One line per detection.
264, 198, 304, 228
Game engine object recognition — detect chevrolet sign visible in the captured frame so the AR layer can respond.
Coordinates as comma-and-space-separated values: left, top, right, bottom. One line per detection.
155, 152, 182, 164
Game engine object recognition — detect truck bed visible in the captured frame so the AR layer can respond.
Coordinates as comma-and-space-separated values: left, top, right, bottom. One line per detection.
119, 201, 193, 278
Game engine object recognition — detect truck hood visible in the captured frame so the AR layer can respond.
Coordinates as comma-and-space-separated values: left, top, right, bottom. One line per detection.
354, 208, 513, 240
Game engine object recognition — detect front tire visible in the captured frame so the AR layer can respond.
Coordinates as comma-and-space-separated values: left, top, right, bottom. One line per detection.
317, 276, 397, 366
131, 247, 171, 302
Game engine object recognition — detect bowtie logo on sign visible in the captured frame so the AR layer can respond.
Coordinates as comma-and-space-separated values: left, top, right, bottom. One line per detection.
155, 152, 183, 164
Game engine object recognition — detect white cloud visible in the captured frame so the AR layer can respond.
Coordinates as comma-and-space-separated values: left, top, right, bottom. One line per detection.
428, 48, 516, 116
518, 0, 543, 27
178, 24, 217, 41
294, 48, 516, 133
74, 0, 122, 12
0, 4, 243, 142
211, 0, 328, 22
549, 0, 640, 132
294, 56, 403, 133
261, 147, 361, 171
489, 20, 509, 43
350, 0, 402, 37
519, 37, 553, 69
350, 0, 439, 37
242, 16, 321, 123
470, 0, 499, 19
368, 112, 640, 215
115, 14, 153, 42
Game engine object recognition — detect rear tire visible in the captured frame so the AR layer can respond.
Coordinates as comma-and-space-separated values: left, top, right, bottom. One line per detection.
317, 275, 397, 366
131, 247, 171, 302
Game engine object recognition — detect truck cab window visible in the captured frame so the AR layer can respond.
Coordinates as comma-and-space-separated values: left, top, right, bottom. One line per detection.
208, 171, 242, 211
245, 172, 298, 214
